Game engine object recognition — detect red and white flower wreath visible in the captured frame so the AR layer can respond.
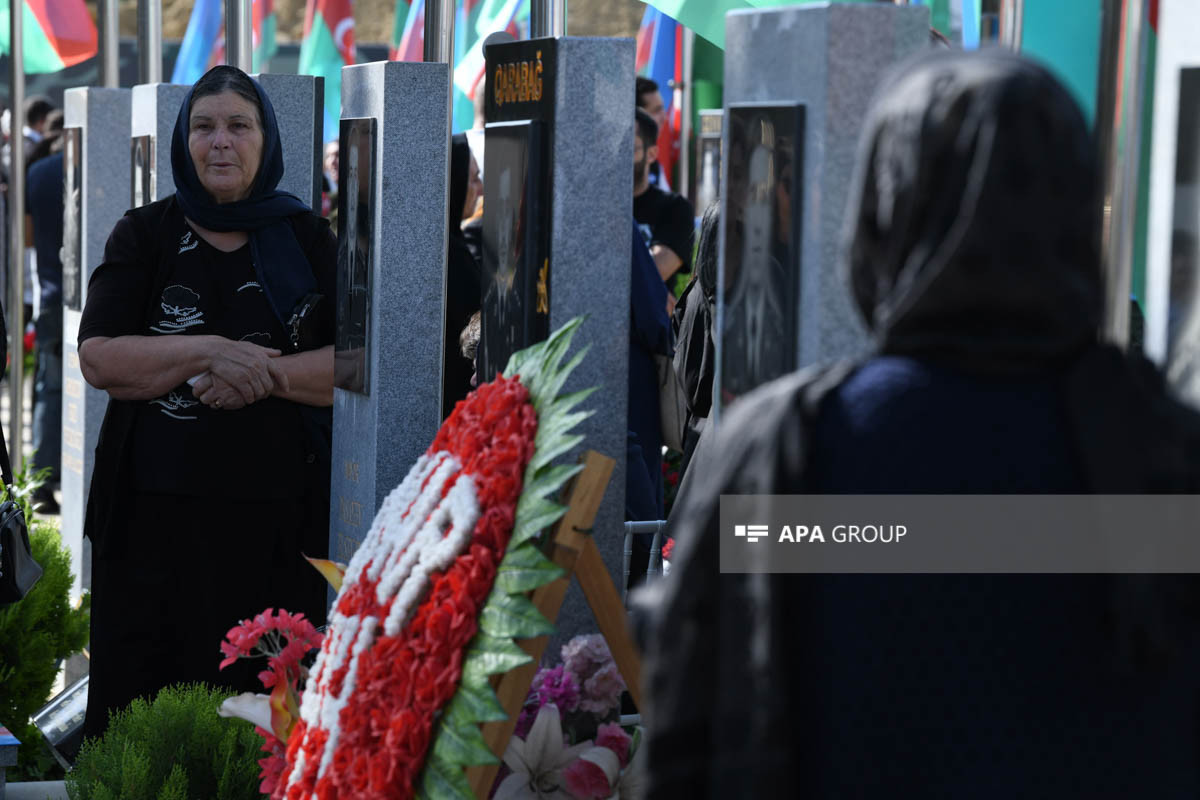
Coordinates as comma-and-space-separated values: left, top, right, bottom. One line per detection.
279, 375, 537, 800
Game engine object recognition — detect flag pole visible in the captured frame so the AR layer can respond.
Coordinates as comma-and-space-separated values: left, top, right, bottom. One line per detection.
1097, 0, 1149, 346
137, 0, 163, 83
8, 0, 26, 471
100, 0, 120, 87
678, 27, 694, 201
226, 0, 253, 72
424, 0, 455, 63
531, 0, 566, 38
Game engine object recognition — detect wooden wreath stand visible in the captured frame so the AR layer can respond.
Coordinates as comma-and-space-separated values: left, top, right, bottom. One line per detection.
465, 450, 640, 798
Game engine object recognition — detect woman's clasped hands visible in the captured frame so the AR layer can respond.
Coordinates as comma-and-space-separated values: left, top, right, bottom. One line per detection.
191, 338, 291, 410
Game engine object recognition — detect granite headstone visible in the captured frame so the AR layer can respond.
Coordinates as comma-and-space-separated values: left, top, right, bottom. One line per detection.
61, 88, 132, 612
717, 2, 929, 419
330, 61, 452, 565
130, 83, 189, 207
485, 37, 635, 642
254, 74, 324, 207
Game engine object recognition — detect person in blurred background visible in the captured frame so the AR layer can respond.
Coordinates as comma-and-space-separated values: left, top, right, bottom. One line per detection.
25, 114, 66, 512
644, 50, 1200, 798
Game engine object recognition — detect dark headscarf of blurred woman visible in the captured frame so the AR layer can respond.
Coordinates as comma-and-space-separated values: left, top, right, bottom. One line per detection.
443, 133, 484, 418
643, 51, 1200, 798
78, 65, 336, 740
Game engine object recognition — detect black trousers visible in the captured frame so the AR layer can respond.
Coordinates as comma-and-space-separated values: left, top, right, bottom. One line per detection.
83, 491, 328, 742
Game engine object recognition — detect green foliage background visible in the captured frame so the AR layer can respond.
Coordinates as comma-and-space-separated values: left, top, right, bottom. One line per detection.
66, 684, 264, 800
0, 521, 90, 780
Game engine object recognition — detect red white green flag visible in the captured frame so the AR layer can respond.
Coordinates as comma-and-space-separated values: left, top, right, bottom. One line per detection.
0, 0, 98, 73
253, 0, 278, 70
300, 0, 355, 142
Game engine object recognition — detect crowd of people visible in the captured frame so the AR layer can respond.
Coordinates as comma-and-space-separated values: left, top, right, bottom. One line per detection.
0, 95, 69, 514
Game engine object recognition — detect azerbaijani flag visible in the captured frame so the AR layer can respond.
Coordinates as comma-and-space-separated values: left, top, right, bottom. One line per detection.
636, 6, 681, 184
174, 0, 279, 85
0, 0, 98, 73
391, 0, 424, 63
300, 0, 355, 142
253, 0, 278, 69
393, 0, 525, 132
172, 0, 221, 84
451, 0, 523, 129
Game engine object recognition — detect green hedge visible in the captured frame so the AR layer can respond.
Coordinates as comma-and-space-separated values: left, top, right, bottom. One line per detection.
66, 684, 263, 800
0, 521, 90, 780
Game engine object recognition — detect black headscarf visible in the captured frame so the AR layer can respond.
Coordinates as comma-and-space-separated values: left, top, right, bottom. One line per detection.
170, 68, 315, 325
843, 50, 1103, 374
641, 51, 1200, 799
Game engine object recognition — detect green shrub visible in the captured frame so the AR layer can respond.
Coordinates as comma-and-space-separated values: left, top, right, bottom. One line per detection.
0, 520, 90, 780
66, 684, 264, 800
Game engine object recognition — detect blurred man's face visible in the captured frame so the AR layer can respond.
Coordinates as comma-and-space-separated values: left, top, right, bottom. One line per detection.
640, 90, 667, 131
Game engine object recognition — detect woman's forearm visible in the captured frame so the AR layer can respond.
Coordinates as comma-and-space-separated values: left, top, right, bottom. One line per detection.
271, 345, 334, 407
79, 335, 218, 400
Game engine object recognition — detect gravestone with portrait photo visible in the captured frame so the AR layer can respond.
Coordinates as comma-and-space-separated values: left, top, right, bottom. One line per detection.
130, 83, 190, 208
715, 3, 929, 421
329, 61, 453, 567
61, 88, 132, 626
481, 36, 635, 643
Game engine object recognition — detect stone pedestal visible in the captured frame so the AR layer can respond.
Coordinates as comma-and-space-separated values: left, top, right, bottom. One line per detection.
254, 74, 325, 207
329, 61, 452, 564
541, 37, 634, 643
130, 83, 190, 206
721, 3, 929, 372
61, 88, 132, 611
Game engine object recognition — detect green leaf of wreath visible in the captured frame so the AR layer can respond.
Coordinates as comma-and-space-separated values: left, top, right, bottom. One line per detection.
416, 754, 474, 800
522, 463, 584, 504
444, 681, 508, 724
431, 715, 500, 767
510, 495, 567, 547
462, 633, 532, 683
494, 542, 564, 594
533, 347, 591, 411
479, 590, 556, 639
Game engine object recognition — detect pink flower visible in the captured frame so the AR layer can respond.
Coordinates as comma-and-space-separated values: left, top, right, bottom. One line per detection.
595, 723, 631, 767
530, 665, 581, 714
581, 663, 625, 715
561, 635, 612, 685
562, 747, 620, 799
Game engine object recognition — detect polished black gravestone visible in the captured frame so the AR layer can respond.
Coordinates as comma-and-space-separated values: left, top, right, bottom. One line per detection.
334, 117, 376, 397
478, 119, 549, 382
482, 37, 634, 643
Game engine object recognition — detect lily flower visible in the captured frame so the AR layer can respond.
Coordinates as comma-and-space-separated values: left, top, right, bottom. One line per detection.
495, 704, 591, 800
217, 692, 274, 732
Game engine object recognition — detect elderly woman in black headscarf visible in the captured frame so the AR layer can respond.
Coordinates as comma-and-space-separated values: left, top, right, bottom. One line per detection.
79, 66, 335, 738
642, 52, 1200, 797
443, 133, 484, 417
